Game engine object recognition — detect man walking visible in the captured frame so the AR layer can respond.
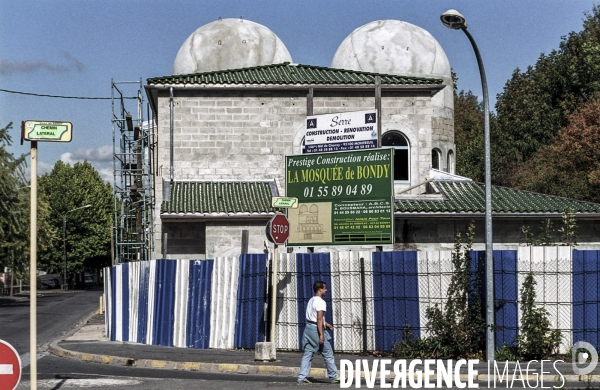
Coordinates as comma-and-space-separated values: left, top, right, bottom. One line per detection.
297, 281, 339, 384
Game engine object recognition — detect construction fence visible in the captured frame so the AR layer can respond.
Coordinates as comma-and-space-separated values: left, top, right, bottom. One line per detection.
104, 247, 600, 353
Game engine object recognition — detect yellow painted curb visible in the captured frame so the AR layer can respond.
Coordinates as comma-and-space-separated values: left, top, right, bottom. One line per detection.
179, 362, 200, 371
257, 366, 279, 374
101, 356, 113, 364
81, 354, 94, 361
149, 360, 167, 368
217, 363, 239, 372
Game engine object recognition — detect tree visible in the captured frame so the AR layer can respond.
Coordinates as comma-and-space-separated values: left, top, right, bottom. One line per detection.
0, 122, 56, 292
494, 5, 600, 187
38, 161, 113, 275
453, 73, 499, 182
511, 99, 600, 202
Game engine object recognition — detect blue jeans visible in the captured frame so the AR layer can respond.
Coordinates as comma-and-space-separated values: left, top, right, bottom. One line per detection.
297, 330, 338, 382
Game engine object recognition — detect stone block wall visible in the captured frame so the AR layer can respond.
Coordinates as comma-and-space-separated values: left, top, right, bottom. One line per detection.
152, 87, 454, 259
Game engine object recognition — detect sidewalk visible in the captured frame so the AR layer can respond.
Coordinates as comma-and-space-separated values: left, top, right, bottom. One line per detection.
49, 312, 600, 384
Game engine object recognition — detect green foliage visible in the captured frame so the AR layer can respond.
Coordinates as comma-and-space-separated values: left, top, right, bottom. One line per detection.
558, 208, 578, 246
0, 122, 56, 276
517, 273, 562, 360
394, 221, 485, 359
493, 5, 600, 194
520, 209, 578, 247
38, 161, 113, 274
511, 99, 600, 202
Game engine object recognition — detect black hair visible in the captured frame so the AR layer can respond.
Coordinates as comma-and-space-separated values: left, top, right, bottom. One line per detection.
313, 280, 326, 293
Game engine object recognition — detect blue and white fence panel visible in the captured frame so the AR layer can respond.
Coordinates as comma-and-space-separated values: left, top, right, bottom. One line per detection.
104, 248, 600, 354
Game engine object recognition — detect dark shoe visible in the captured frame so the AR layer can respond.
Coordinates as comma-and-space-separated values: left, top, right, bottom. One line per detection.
297, 378, 312, 384
330, 378, 340, 384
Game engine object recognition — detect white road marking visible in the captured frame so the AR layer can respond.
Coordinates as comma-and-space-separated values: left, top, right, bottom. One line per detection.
19, 352, 30, 368
19, 378, 143, 388
0, 363, 14, 374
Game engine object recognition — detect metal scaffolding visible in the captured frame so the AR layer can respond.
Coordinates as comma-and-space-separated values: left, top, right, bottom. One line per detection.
112, 79, 155, 263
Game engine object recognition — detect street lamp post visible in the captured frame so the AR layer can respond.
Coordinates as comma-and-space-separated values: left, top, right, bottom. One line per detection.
441, 9, 494, 362
62, 204, 91, 291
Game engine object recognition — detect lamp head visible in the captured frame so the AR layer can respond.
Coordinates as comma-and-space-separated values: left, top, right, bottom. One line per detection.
441, 9, 467, 30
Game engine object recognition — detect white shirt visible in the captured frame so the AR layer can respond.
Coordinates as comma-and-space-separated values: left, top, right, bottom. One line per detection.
305, 296, 326, 322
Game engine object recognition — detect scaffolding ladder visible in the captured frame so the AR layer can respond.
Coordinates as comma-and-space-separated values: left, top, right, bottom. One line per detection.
111, 79, 155, 263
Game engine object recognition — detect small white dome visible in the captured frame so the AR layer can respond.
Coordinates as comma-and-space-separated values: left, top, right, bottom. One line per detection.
172, 18, 293, 75
330, 20, 451, 80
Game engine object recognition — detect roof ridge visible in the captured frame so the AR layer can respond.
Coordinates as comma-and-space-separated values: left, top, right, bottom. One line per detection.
147, 62, 444, 85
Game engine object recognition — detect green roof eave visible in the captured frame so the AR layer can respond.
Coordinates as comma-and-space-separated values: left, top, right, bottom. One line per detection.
394, 180, 600, 215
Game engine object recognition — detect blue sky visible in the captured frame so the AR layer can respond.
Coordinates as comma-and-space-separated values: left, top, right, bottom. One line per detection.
0, 0, 596, 181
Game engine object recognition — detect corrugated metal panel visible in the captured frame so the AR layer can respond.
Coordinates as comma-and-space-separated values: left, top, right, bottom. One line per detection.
187, 259, 213, 348
137, 261, 151, 343
418, 250, 452, 338
331, 251, 374, 353
372, 251, 419, 352
234, 254, 267, 349
173, 259, 190, 348
161, 181, 275, 215
146, 260, 157, 344
275, 253, 298, 350
121, 263, 130, 342
573, 249, 600, 349
210, 257, 238, 349
104, 266, 113, 340
115, 265, 123, 341
128, 262, 139, 342
110, 266, 117, 342
296, 253, 333, 350
472, 250, 518, 348
395, 180, 600, 214
520, 247, 573, 352
147, 63, 442, 86
152, 260, 177, 346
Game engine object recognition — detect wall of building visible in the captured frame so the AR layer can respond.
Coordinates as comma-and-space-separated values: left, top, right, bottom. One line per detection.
160, 217, 600, 260
395, 217, 600, 251
152, 87, 455, 259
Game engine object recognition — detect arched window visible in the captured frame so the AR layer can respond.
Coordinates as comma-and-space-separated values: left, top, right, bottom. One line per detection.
382, 131, 409, 181
447, 150, 454, 173
432, 149, 441, 170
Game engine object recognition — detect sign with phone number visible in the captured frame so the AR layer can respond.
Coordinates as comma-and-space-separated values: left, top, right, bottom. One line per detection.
285, 149, 394, 246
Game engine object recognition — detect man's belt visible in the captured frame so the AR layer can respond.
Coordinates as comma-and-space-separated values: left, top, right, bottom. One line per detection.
307, 320, 317, 325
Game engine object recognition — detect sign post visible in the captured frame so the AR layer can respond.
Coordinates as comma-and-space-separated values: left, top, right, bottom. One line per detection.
21, 120, 72, 390
0, 339, 22, 390
266, 214, 290, 344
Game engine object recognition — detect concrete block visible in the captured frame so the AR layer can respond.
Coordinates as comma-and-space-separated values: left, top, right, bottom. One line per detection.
254, 342, 277, 361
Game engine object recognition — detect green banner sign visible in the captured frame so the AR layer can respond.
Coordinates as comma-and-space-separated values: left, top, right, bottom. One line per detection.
285, 149, 394, 246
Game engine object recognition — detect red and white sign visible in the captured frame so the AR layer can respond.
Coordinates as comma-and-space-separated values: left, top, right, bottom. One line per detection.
0, 339, 21, 390
267, 214, 290, 245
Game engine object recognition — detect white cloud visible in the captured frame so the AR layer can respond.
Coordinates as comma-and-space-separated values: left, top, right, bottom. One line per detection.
61, 145, 113, 163
0, 51, 86, 75
60, 145, 113, 183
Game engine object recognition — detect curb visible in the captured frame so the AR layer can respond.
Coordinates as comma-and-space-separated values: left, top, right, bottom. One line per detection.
47, 341, 600, 383
47, 341, 327, 379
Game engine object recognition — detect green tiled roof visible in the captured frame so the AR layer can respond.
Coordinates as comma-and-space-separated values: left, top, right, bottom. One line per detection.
162, 179, 600, 217
395, 181, 600, 214
147, 62, 443, 86
161, 181, 275, 215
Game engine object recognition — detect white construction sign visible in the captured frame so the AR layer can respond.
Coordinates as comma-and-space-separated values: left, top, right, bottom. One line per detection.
304, 109, 377, 153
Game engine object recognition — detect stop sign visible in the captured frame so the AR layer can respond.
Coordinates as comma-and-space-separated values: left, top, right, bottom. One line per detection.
267, 214, 290, 245
0, 339, 21, 390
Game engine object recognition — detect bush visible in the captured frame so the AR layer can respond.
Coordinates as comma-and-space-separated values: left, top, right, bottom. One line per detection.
517, 272, 562, 360
394, 221, 485, 359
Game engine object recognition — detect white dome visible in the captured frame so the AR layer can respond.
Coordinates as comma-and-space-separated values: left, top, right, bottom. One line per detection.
172, 18, 293, 75
331, 20, 451, 80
